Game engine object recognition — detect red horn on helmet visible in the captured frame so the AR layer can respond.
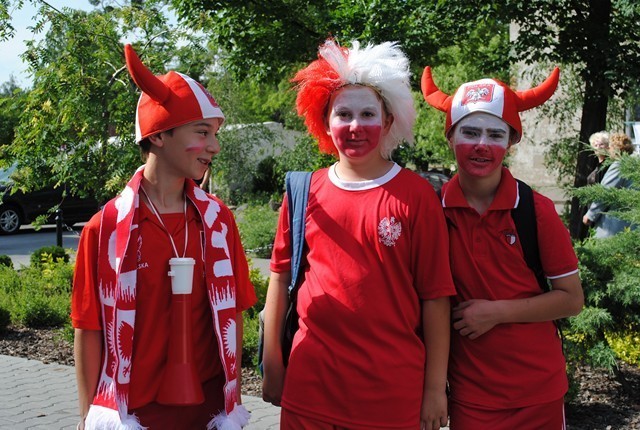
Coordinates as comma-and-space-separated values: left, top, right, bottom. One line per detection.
421, 66, 453, 113
515, 67, 560, 112
124, 44, 170, 104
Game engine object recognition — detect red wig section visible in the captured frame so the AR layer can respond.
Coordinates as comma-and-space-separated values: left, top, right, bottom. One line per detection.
292, 49, 347, 157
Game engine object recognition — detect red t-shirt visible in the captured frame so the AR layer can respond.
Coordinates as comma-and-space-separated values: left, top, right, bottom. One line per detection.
71, 201, 256, 409
271, 164, 456, 428
441, 168, 579, 409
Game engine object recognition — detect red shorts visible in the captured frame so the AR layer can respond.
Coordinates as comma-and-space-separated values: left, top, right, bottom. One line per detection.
449, 397, 565, 430
129, 374, 225, 429
281, 407, 418, 430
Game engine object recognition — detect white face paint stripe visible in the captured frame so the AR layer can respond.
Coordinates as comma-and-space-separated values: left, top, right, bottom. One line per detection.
452, 112, 510, 149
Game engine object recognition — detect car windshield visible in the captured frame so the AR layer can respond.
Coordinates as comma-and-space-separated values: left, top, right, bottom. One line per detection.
0, 164, 16, 185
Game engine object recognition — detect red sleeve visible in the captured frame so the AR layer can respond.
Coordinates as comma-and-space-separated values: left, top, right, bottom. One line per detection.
226, 208, 257, 311
70, 211, 103, 330
269, 193, 292, 274
410, 181, 457, 300
534, 193, 579, 278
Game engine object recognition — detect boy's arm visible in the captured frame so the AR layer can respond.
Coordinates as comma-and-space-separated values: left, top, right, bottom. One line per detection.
74, 328, 102, 429
236, 311, 243, 404
453, 272, 583, 339
261, 270, 291, 407
421, 296, 451, 430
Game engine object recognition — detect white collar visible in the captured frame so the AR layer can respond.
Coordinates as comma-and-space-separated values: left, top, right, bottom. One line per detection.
328, 162, 401, 191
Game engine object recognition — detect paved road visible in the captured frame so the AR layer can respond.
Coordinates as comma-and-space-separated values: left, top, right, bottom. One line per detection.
0, 224, 83, 269
0, 355, 280, 430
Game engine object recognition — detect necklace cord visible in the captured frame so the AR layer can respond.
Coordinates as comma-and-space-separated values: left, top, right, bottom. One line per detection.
140, 185, 189, 258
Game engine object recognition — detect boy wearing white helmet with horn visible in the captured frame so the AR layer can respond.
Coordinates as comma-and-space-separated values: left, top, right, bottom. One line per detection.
422, 67, 584, 429
71, 44, 256, 429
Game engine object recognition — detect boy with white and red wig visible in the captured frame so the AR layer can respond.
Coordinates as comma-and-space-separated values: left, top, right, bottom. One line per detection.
261, 39, 456, 430
422, 67, 584, 429
71, 44, 256, 429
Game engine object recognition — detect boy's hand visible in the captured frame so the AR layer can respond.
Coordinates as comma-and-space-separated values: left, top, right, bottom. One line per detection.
262, 360, 286, 407
452, 299, 499, 339
421, 387, 448, 430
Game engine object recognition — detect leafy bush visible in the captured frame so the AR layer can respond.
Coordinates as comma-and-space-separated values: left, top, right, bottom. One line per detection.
242, 261, 269, 368
237, 203, 279, 258
606, 328, 640, 365
0, 257, 72, 328
242, 311, 261, 369
0, 254, 12, 268
18, 293, 70, 328
247, 262, 269, 316
30, 246, 70, 267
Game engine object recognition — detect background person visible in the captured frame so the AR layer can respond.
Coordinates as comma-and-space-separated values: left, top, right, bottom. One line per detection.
586, 131, 610, 185
583, 132, 636, 238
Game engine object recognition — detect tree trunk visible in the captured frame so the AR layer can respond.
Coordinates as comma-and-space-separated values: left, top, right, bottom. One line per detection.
568, 0, 612, 239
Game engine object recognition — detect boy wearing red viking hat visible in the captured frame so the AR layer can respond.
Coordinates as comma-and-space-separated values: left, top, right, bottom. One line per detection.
421, 67, 584, 429
71, 44, 256, 430
261, 39, 456, 430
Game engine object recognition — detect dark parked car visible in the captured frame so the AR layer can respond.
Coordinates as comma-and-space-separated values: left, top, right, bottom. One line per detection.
0, 165, 100, 234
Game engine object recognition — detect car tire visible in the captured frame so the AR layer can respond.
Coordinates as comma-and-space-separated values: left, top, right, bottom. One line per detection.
0, 204, 22, 234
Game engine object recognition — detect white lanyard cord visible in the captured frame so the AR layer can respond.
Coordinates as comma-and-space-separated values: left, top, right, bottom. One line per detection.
140, 185, 188, 258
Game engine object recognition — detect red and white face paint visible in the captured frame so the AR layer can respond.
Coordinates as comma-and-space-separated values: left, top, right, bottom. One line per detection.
450, 113, 510, 177
327, 86, 388, 159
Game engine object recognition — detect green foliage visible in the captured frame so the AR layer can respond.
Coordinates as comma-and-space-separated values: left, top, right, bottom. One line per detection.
0, 78, 26, 156
248, 262, 269, 315
242, 309, 261, 368
2, 1, 214, 203
606, 328, 640, 365
207, 72, 302, 130
0, 254, 12, 268
236, 204, 279, 258
30, 245, 69, 267
170, 0, 510, 84
0, 258, 73, 329
210, 124, 276, 204
242, 262, 269, 368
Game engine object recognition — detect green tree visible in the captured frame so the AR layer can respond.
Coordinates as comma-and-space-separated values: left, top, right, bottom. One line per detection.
0, 77, 26, 159
1, 1, 212, 202
170, 0, 510, 83
170, 0, 509, 172
499, 0, 640, 238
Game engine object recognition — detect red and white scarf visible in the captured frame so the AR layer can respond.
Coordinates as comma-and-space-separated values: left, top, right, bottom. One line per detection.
84, 166, 249, 429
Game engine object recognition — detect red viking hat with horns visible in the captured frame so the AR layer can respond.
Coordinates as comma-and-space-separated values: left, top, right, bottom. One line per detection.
421, 66, 560, 143
124, 44, 224, 143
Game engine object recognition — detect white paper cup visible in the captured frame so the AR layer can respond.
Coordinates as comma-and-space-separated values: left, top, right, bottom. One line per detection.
168, 257, 196, 294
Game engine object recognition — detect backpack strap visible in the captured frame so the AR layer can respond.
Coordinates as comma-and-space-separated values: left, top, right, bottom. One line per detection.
512, 179, 549, 292
285, 171, 312, 297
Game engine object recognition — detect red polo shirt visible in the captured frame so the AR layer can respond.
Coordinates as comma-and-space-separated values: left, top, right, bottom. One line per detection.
441, 168, 578, 409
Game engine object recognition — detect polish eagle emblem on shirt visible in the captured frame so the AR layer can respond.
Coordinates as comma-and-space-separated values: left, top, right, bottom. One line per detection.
378, 216, 402, 247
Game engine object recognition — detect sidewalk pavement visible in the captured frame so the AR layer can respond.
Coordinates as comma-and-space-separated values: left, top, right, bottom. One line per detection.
0, 354, 280, 429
